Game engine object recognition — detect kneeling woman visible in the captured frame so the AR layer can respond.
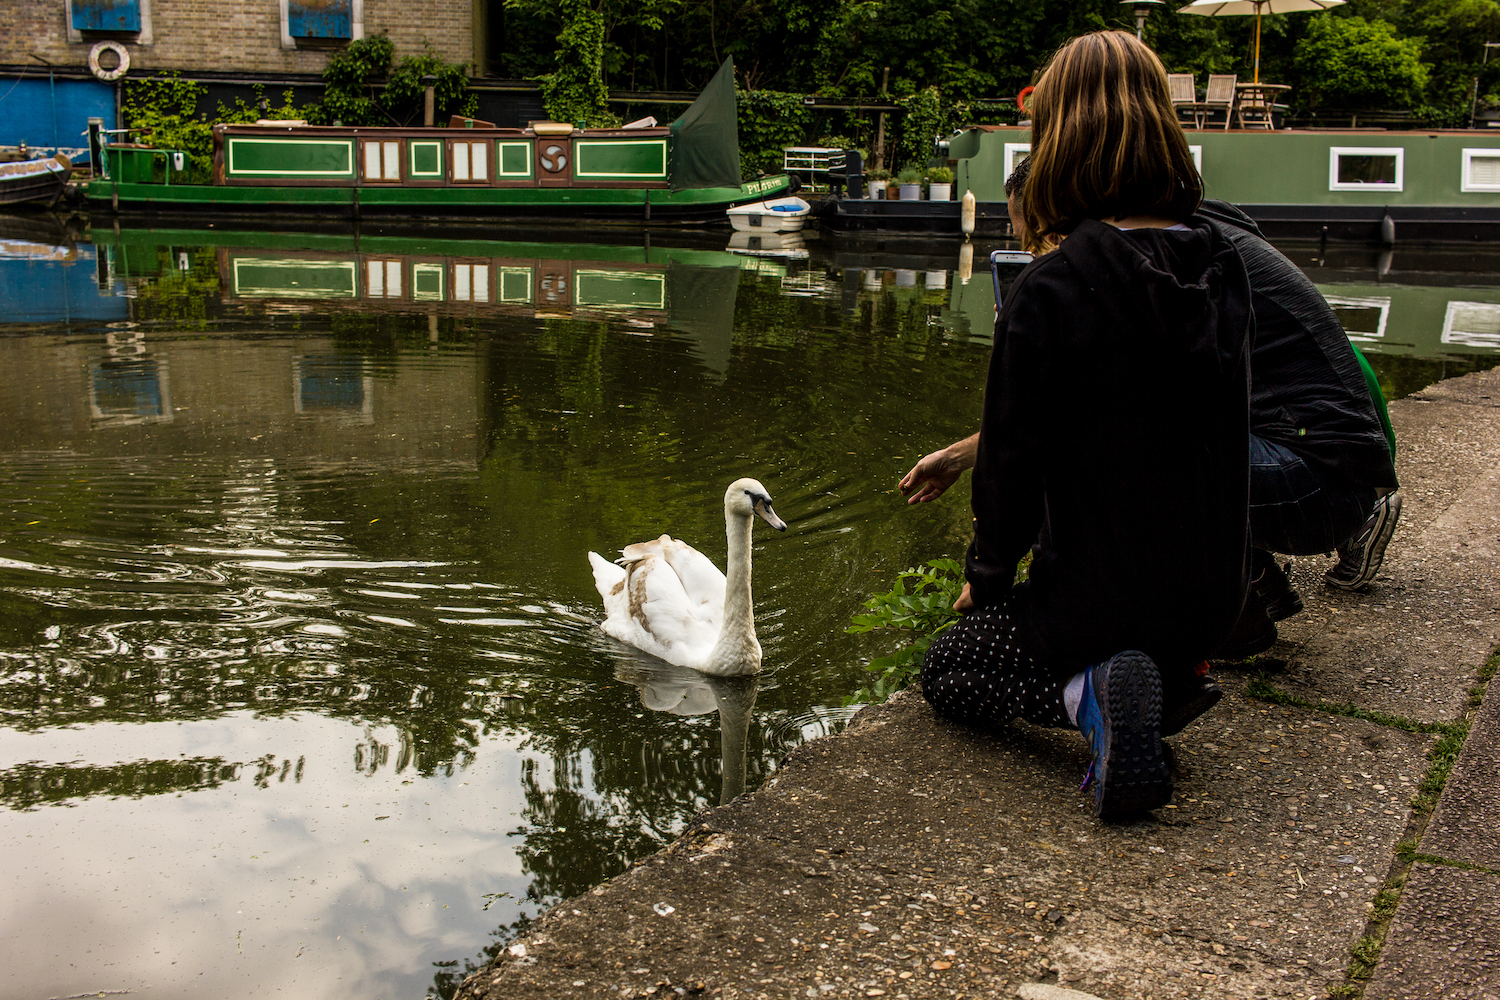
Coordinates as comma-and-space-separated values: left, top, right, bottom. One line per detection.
923, 31, 1252, 819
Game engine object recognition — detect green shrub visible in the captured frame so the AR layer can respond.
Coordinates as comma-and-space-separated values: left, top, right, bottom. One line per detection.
1293, 15, 1428, 110
845, 559, 966, 705
737, 89, 811, 176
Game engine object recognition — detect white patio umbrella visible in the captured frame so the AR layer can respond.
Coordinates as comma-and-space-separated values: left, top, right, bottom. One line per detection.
1178, 0, 1346, 83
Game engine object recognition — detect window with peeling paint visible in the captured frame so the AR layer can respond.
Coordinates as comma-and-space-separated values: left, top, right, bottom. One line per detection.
288, 0, 352, 40
73, 0, 141, 33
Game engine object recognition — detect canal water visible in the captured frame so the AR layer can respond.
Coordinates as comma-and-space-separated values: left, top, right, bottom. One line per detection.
1, 219, 1497, 1000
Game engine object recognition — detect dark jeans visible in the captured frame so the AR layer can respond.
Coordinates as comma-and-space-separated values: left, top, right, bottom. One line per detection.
1249, 435, 1375, 556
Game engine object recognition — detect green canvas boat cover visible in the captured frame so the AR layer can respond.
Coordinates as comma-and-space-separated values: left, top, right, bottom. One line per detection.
669, 58, 742, 192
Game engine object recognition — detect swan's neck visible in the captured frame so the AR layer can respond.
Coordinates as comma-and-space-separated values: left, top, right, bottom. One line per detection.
705, 511, 759, 673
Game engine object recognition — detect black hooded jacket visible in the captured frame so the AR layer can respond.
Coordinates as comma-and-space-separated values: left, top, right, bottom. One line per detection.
966, 218, 1252, 671
1197, 200, 1398, 490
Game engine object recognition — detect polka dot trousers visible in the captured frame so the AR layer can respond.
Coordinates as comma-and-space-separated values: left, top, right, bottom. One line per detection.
921, 601, 1071, 729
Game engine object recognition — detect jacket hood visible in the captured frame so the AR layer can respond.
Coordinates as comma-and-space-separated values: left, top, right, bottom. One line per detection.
1059, 218, 1252, 381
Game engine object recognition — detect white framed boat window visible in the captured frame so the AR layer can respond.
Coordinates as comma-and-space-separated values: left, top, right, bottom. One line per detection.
1003, 143, 1030, 177
497, 267, 533, 303
1329, 147, 1404, 192
1322, 294, 1391, 343
1442, 300, 1500, 349
452, 263, 491, 303
497, 141, 533, 178
412, 263, 445, 301
574, 270, 667, 311
362, 139, 401, 182
365, 259, 402, 299
450, 140, 489, 183
409, 141, 443, 180
1461, 148, 1500, 192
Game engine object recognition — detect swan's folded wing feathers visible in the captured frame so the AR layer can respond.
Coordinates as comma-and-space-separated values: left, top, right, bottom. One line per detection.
659, 536, 726, 613
626, 553, 719, 666
617, 536, 665, 567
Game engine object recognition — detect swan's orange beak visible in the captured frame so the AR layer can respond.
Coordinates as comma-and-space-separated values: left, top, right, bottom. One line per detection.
755, 499, 787, 532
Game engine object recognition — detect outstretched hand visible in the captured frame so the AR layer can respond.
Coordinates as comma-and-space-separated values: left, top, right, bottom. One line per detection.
898, 433, 980, 505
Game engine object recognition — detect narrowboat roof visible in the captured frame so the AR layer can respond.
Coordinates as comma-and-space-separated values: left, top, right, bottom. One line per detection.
213, 123, 673, 140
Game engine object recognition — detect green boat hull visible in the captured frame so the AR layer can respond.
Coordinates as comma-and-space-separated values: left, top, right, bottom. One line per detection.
85, 175, 792, 226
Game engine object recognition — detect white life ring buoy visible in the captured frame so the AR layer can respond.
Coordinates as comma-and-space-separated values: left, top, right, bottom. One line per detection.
89, 41, 130, 82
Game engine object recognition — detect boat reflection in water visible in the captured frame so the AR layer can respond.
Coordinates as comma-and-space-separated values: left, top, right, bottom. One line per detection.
611, 653, 760, 805
936, 237, 1500, 369
199, 232, 747, 375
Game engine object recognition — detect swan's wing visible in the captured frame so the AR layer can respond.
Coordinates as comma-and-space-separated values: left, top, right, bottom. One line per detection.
592, 549, 718, 667
618, 536, 665, 567
659, 536, 726, 617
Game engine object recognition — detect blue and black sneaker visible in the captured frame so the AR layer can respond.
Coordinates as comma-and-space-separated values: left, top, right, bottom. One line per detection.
1077, 651, 1172, 820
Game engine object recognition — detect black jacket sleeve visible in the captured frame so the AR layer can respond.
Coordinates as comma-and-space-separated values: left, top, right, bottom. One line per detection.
964, 264, 1054, 607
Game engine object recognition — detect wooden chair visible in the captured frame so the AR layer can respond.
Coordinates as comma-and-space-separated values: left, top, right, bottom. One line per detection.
1204, 74, 1237, 130
1233, 86, 1277, 130
1168, 74, 1202, 128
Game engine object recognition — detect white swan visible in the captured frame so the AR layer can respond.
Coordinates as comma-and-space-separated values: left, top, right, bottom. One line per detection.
587, 478, 787, 676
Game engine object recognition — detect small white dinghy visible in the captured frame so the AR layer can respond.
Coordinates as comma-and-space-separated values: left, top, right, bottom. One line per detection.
726, 196, 811, 233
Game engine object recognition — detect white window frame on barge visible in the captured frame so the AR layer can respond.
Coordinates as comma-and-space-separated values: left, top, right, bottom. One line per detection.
1329, 147, 1405, 192
1460, 148, 1500, 192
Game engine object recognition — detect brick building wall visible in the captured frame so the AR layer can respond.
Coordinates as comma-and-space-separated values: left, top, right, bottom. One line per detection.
2, 0, 475, 78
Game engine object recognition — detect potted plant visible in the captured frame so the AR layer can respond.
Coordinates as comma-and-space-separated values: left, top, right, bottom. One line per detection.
897, 166, 923, 201
866, 167, 891, 199
928, 166, 954, 202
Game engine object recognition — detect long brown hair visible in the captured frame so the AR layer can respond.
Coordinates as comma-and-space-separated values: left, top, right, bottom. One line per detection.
1020, 31, 1201, 253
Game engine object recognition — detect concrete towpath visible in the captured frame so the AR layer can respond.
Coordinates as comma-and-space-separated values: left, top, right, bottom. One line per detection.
455, 367, 1500, 1000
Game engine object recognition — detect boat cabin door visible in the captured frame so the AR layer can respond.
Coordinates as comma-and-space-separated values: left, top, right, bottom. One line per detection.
536, 140, 572, 187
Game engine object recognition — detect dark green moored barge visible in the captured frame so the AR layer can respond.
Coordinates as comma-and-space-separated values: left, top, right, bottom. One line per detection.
85, 60, 791, 226
819, 125, 1500, 243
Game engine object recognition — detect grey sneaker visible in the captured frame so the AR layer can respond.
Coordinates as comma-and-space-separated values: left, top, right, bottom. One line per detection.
1325, 492, 1402, 591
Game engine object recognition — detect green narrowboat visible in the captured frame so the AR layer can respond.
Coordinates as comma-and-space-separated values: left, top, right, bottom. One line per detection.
820, 125, 1500, 243
85, 60, 791, 226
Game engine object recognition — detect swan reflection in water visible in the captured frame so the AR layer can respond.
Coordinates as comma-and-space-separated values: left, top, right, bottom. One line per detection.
611, 652, 759, 805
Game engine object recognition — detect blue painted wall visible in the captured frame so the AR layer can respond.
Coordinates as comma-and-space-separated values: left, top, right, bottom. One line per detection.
0, 77, 116, 159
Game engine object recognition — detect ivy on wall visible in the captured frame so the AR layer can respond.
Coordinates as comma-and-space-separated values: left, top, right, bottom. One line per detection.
736, 89, 810, 175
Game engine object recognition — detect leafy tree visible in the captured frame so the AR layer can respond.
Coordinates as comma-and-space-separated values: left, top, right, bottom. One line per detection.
1293, 14, 1428, 109
310, 34, 474, 126
1397, 0, 1500, 106
505, 0, 622, 126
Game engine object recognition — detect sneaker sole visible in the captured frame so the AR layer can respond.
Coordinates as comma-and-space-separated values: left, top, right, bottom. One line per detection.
1094, 651, 1172, 819
1325, 493, 1403, 591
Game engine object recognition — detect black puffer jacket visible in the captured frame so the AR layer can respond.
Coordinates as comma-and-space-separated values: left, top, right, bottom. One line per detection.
1198, 199, 1397, 490
966, 218, 1252, 671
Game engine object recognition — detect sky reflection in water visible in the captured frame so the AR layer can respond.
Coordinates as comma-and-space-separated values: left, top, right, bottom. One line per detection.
0, 224, 1497, 1000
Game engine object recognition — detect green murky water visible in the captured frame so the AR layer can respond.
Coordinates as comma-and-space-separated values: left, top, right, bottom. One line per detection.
0, 220, 1496, 1000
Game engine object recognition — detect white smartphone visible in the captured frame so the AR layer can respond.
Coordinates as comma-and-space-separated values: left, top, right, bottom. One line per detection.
989, 250, 1033, 309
